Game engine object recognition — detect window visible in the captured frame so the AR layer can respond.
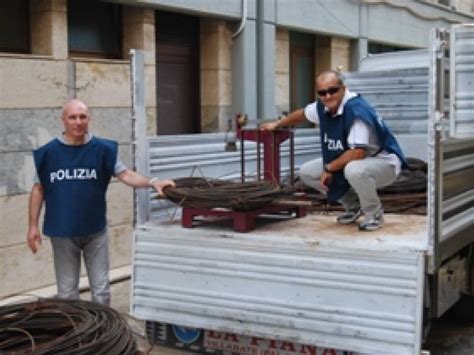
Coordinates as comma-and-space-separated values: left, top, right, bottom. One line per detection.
68, 0, 122, 58
0, 1, 30, 53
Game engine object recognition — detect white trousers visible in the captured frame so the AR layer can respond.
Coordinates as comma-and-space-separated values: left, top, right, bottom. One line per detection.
299, 157, 397, 216
50, 229, 110, 305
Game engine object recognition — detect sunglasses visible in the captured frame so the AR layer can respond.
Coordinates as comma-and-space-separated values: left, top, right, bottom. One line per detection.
317, 86, 341, 97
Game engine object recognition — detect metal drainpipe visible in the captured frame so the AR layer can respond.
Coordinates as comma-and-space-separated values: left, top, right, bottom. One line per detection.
256, 0, 264, 118
231, 0, 247, 39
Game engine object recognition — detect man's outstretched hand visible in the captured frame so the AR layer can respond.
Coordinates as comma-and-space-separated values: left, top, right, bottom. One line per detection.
151, 179, 176, 196
259, 121, 280, 131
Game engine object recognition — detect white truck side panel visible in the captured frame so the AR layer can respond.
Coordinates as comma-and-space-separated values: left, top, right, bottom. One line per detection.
450, 25, 474, 139
132, 215, 427, 355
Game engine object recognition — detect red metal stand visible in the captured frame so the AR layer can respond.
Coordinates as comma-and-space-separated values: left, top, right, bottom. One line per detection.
182, 205, 307, 232
181, 114, 306, 232
235, 114, 295, 185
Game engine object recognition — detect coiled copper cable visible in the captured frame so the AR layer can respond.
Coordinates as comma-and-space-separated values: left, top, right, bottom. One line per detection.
163, 177, 286, 211
0, 298, 137, 354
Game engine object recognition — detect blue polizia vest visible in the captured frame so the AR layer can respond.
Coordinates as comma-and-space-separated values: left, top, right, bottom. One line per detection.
33, 136, 117, 237
317, 95, 407, 202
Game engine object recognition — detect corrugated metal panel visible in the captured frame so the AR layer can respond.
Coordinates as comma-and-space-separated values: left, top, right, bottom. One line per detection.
132, 217, 426, 355
440, 139, 474, 247
344, 68, 429, 135
428, 25, 474, 265
450, 24, 474, 138
359, 50, 429, 72
148, 130, 319, 179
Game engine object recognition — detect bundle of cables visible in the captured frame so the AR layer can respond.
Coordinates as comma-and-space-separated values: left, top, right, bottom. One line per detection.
379, 157, 427, 194
162, 177, 285, 211
290, 157, 427, 215
0, 298, 137, 354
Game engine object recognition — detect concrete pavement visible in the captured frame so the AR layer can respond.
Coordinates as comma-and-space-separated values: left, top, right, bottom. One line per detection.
92, 280, 194, 355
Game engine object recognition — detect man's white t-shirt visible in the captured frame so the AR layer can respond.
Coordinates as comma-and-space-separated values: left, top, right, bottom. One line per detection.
304, 90, 402, 175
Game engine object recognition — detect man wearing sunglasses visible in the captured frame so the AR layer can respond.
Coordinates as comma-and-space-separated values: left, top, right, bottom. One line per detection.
260, 70, 406, 231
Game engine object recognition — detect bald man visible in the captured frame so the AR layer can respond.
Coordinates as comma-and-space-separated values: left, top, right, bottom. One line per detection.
27, 99, 174, 305
261, 70, 407, 231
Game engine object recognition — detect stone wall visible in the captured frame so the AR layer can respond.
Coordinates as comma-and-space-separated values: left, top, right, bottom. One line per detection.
0, 0, 151, 298
0, 56, 135, 298
275, 28, 290, 115
200, 19, 233, 132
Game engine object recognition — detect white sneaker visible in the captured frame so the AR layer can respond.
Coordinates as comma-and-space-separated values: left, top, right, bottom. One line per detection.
337, 206, 362, 225
359, 210, 384, 231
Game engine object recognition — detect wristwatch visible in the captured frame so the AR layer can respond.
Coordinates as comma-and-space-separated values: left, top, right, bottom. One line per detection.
148, 177, 158, 187
323, 164, 333, 173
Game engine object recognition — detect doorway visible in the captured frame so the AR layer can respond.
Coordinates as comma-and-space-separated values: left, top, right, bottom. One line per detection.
155, 11, 200, 135
290, 31, 315, 128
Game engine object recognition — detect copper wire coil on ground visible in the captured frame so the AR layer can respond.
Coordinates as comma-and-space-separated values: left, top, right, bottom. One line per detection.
0, 298, 137, 354
162, 177, 286, 211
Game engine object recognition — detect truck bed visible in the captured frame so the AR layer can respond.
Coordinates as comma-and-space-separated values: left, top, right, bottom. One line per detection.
144, 212, 428, 252
132, 212, 428, 354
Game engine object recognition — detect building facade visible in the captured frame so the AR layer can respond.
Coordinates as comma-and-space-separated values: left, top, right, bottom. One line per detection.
1, 0, 473, 298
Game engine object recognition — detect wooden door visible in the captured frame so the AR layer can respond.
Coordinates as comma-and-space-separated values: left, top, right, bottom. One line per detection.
156, 11, 200, 135
290, 32, 315, 128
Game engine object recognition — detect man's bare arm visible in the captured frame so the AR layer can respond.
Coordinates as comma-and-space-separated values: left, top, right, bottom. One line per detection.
27, 183, 44, 253
116, 169, 175, 195
260, 109, 307, 130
